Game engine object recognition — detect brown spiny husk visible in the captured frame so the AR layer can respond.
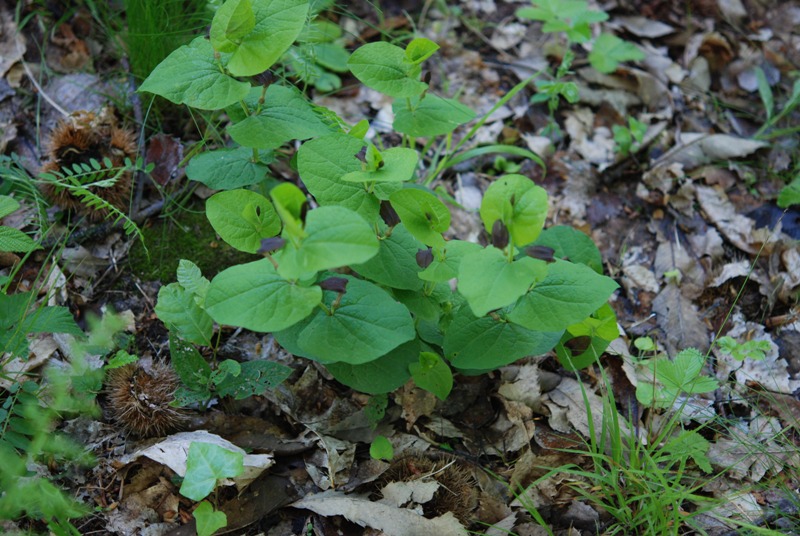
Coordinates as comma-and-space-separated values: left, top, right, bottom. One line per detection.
40, 109, 137, 221
104, 359, 187, 438
379, 453, 479, 525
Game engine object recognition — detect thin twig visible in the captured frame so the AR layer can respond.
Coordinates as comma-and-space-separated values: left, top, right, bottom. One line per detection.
21, 60, 69, 118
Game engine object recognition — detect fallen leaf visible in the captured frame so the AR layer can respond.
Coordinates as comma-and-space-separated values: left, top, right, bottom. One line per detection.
652, 283, 709, 355
656, 134, 768, 170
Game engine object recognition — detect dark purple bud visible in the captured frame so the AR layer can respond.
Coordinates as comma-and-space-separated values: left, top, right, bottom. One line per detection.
253, 70, 274, 88
299, 201, 309, 224
564, 336, 592, 356
491, 220, 509, 249
380, 201, 400, 227
509, 193, 516, 206
258, 237, 286, 254
319, 277, 349, 293
423, 71, 432, 84
525, 245, 556, 263
416, 248, 434, 269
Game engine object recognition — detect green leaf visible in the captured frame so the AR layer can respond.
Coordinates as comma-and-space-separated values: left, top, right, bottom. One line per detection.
348, 42, 427, 98
0, 195, 20, 219
139, 37, 250, 110
404, 37, 439, 64
351, 224, 424, 291
228, 85, 333, 149
210, 0, 256, 52
458, 247, 547, 317
326, 338, 419, 394
297, 134, 378, 221
269, 181, 308, 240
275, 206, 379, 280
662, 430, 712, 473
370, 435, 394, 461
215, 360, 292, 399
206, 189, 281, 253
389, 188, 450, 247
444, 306, 563, 370
274, 277, 415, 364
205, 258, 322, 332
480, 174, 548, 246
0, 226, 38, 253
341, 147, 419, 183
777, 175, 800, 208
180, 442, 244, 501
156, 283, 214, 345
193, 501, 228, 536
393, 95, 476, 137
588, 33, 644, 74
221, 0, 310, 77
20, 305, 82, 336
410, 351, 452, 400
654, 348, 719, 394
532, 225, 603, 273
418, 240, 482, 283
554, 303, 618, 370
176, 259, 210, 303
186, 147, 273, 190
169, 334, 213, 392
508, 260, 618, 332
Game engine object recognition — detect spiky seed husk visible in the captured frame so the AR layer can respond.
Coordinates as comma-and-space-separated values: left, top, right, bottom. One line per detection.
105, 360, 187, 438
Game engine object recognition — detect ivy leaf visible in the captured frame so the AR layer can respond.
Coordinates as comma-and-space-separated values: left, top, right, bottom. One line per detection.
480, 174, 548, 247
588, 33, 644, 74
508, 260, 618, 332
205, 258, 322, 332
326, 338, 420, 394
206, 189, 281, 253
458, 247, 547, 317
180, 442, 244, 501
193, 501, 228, 536
348, 42, 427, 98
532, 225, 603, 273
139, 37, 250, 110
351, 224, 424, 291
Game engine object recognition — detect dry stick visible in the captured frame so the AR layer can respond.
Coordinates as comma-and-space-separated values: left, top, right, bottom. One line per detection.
21, 59, 70, 119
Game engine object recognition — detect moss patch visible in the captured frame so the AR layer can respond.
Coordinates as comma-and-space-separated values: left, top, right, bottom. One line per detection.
128, 209, 258, 282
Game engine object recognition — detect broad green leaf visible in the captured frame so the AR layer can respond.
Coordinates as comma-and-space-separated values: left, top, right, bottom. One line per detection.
274, 277, 415, 364
156, 283, 214, 345
351, 224, 424, 290
531, 225, 603, 273
297, 134, 378, 221
458, 247, 547, 317
186, 147, 273, 190
215, 360, 292, 399
206, 190, 281, 253
228, 85, 333, 149
404, 38, 439, 65
389, 188, 450, 247
180, 442, 244, 501
393, 282, 452, 321
410, 351, 452, 400
508, 259, 618, 332
205, 258, 322, 332
370, 435, 394, 461
588, 33, 644, 74
480, 174, 547, 246
444, 305, 563, 370
275, 206, 379, 280
393, 95, 476, 137
169, 334, 213, 390
0, 227, 39, 253
348, 42, 427, 98
0, 195, 20, 218
418, 240, 482, 283
554, 303, 618, 370
777, 175, 800, 208
654, 348, 719, 394
18, 305, 82, 336
326, 338, 420, 394
662, 430, 712, 473
176, 259, 210, 303
222, 0, 310, 77
139, 37, 250, 110
193, 501, 228, 536
341, 147, 419, 183
210, 0, 255, 52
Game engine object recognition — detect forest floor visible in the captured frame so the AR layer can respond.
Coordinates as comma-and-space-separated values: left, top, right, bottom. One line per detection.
2, 0, 800, 535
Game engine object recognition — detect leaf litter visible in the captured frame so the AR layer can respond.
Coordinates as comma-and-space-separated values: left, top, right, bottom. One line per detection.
1, 0, 800, 534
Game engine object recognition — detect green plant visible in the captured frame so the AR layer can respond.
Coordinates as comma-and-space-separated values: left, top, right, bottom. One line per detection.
0, 195, 40, 256
138, 0, 618, 402
612, 116, 647, 158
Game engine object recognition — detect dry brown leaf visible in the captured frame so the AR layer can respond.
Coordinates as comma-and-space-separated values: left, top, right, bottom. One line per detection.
291, 490, 468, 536
0, 11, 25, 77
695, 185, 773, 254
657, 134, 768, 170
652, 283, 710, 355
